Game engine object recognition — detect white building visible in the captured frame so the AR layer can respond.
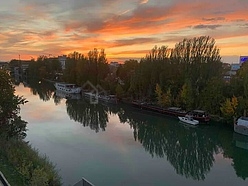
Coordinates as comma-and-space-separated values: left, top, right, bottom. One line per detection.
58, 55, 67, 70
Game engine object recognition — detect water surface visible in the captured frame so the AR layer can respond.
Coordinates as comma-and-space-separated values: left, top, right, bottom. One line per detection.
16, 81, 248, 186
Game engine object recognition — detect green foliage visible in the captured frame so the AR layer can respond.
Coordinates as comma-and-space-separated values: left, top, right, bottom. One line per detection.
177, 80, 194, 110
220, 96, 238, 122
28, 56, 62, 80
0, 138, 61, 186
199, 78, 224, 114
63, 49, 110, 89
116, 59, 138, 93
155, 84, 172, 107
115, 84, 124, 99
0, 69, 27, 139
122, 36, 223, 110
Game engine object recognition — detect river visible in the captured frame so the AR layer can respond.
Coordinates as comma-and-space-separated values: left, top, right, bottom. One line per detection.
15, 81, 248, 186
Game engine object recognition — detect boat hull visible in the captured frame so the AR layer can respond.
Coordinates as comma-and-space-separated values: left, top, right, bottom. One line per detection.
178, 116, 199, 125
186, 110, 210, 122
234, 124, 248, 136
131, 102, 187, 116
55, 83, 81, 94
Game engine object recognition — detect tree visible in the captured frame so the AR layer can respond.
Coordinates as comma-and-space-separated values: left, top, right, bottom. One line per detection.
155, 84, 172, 107
220, 96, 238, 123
171, 36, 222, 108
0, 70, 27, 139
199, 78, 224, 114
178, 80, 194, 110
115, 84, 124, 99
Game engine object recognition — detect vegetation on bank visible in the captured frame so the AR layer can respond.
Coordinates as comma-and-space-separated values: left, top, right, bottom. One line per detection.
0, 69, 61, 185
0, 138, 61, 186
9, 36, 248, 124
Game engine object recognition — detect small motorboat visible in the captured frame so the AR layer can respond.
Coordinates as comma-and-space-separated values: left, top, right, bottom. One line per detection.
178, 115, 199, 125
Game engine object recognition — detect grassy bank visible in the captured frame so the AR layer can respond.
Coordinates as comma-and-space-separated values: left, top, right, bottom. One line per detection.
0, 138, 61, 186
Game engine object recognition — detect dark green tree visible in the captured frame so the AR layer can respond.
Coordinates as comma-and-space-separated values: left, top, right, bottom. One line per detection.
0, 69, 27, 139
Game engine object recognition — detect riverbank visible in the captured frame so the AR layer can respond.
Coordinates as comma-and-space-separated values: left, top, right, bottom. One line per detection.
0, 138, 61, 186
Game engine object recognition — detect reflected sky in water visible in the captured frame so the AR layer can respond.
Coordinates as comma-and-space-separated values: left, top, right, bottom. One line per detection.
15, 82, 248, 186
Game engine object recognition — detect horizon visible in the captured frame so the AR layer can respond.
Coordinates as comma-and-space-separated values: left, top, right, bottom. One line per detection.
0, 0, 247, 63
0, 54, 243, 64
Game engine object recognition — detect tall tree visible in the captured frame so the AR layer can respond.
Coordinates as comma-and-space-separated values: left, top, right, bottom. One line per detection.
0, 70, 27, 139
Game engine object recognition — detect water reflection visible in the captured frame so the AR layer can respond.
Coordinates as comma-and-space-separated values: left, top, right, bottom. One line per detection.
66, 99, 108, 132
232, 133, 248, 180
28, 80, 55, 101
63, 97, 217, 180
25, 80, 248, 182
116, 106, 218, 180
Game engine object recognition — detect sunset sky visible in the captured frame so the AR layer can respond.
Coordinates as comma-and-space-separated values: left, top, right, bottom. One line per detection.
0, 0, 247, 63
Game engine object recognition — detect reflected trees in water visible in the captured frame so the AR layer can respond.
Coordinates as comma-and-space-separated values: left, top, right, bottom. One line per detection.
23, 80, 248, 181
28, 80, 55, 101
65, 99, 109, 132
117, 107, 219, 180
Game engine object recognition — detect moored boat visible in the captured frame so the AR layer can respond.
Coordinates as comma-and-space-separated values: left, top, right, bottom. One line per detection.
186, 110, 210, 122
178, 115, 199, 125
166, 107, 187, 117
131, 101, 187, 117
234, 117, 248, 136
54, 82, 81, 94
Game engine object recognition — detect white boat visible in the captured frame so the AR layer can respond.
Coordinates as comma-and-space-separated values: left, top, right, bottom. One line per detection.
234, 117, 248, 136
54, 82, 81, 94
178, 115, 199, 125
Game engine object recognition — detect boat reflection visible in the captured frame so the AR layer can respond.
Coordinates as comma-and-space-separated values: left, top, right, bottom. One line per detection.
55, 90, 82, 100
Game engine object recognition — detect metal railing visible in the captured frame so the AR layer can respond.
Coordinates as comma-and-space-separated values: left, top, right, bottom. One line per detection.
0, 171, 10, 186
73, 177, 95, 186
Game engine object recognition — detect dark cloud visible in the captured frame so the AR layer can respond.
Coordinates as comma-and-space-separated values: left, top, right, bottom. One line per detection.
202, 17, 225, 21
193, 24, 222, 30
113, 37, 159, 47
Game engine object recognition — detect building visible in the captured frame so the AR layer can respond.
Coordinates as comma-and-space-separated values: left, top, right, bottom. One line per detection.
109, 61, 120, 68
230, 63, 241, 75
58, 55, 67, 70
0, 62, 8, 70
240, 56, 248, 64
223, 63, 241, 83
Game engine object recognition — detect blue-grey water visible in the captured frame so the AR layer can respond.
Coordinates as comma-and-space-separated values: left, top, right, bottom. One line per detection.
15, 81, 248, 186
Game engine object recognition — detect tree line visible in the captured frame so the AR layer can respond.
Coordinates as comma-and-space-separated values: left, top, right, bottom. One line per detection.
11, 35, 248, 123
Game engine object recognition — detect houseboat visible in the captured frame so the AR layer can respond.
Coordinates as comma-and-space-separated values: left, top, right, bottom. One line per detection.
54, 82, 81, 94
186, 110, 210, 122
131, 101, 210, 123
234, 117, 248, 136
131, 101, 187, 117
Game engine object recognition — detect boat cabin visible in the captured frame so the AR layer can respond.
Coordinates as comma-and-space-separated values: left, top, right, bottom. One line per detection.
236, 117, 248, 127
